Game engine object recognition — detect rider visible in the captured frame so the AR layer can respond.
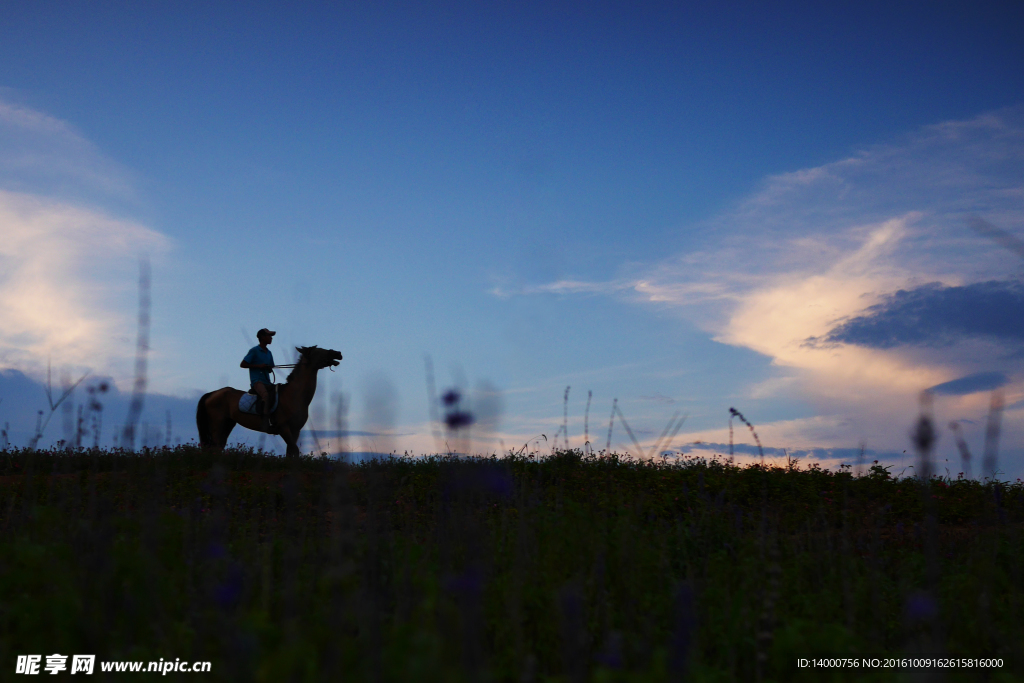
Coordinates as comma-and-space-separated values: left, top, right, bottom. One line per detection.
240, 328, 276, 426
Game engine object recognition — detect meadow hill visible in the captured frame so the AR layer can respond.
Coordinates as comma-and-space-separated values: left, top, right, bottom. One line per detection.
1, 444, 1020, 681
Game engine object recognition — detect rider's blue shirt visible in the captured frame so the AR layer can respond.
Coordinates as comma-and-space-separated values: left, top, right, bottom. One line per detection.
243, 345, 275, 387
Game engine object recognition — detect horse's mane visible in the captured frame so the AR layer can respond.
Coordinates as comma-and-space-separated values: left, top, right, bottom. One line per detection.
285, 345, 323, 382
285, 346, 312, 382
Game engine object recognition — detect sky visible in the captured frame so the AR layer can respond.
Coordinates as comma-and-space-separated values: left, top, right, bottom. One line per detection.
1, 1, 1023, 476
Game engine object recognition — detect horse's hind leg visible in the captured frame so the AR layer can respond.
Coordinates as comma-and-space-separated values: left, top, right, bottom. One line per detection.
214, 420, 235, 449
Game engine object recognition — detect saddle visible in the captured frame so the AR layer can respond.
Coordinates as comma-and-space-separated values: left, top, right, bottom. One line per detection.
239, 384, 280, 416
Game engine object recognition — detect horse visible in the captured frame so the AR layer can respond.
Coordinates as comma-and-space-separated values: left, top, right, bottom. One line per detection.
196, 345, 342, 457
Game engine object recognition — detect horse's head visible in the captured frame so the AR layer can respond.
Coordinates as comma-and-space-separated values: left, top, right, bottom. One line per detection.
296, 345, 343, 370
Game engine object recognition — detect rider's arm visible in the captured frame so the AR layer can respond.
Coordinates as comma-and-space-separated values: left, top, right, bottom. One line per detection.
241, 348, 272, 370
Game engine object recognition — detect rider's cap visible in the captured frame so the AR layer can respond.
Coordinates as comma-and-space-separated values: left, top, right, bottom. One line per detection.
257, 328, 276, 338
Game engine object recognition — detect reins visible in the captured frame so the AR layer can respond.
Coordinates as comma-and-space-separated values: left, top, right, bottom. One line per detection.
267, 360, 335, 384
272, 364, 334, 371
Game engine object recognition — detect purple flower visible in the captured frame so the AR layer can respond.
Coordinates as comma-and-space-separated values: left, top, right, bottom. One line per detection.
480, 465, 513, 497
445, 410, 474, 430
905, 591, 938, 621
214, 564, 244, 609
595, 632, 624, 669
444, 569, 482, 595
205, 542, 226, 559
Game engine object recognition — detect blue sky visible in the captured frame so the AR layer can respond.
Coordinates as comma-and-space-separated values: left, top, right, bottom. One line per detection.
1, 1, 1023, 475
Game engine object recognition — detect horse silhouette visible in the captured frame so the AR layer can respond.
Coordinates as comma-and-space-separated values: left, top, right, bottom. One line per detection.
196, 345, 342, 457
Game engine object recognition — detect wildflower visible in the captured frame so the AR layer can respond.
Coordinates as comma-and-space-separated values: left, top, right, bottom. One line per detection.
445, 411, 474, 429
905, 591, 938, 621
214, 564, 244, 609
440, 387, 474, 430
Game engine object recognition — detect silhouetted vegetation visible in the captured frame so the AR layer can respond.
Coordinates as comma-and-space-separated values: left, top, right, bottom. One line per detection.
1, 445, 1021, 681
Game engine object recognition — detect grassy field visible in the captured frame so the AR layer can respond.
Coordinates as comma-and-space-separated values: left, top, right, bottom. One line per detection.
1, 445, 1021, 682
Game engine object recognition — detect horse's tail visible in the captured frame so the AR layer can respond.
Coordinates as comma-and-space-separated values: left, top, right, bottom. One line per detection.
196, 392, 214, 446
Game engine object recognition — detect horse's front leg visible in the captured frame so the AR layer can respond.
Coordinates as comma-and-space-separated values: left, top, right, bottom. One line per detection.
277, 423, 301, 458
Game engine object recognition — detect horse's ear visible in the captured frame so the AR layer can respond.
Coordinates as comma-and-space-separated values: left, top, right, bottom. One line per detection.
296, 346, 307, 356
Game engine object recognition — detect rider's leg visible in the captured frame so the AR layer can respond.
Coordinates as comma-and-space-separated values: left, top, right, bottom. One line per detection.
253, 382, 271, 427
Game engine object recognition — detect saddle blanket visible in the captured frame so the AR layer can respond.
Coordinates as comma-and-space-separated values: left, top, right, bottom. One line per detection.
239, 386, 280, 415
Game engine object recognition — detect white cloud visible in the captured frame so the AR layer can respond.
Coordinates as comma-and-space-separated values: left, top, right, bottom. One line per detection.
0, 97, 170, 385
0, 190, 169, 378
716, 215, 953, 397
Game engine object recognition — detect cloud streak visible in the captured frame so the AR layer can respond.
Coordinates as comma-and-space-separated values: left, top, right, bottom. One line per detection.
506, 106, 1024, 467
928, 371, 1009, 397
0, 95, 134, 199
